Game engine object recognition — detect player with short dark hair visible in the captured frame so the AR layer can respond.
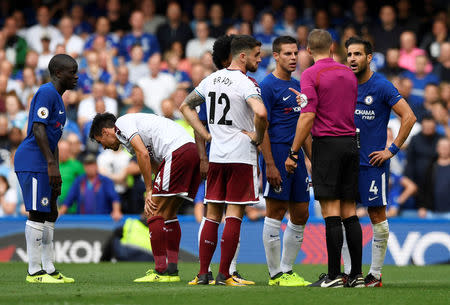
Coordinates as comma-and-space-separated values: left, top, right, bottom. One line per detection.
90, 112, 201, 283
189, 34, 255, 286
15, 54, 78, 283
212, 34, 233, 70
344, 36, 416, 287
181, 34, 267, 286
285, 29, 362, 288
259, 36, 312, 286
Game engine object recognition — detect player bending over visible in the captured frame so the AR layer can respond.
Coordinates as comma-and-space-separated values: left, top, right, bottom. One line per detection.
90, 112, 201, 283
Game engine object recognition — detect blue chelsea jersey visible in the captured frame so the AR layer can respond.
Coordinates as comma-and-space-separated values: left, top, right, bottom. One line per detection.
355, 72, 402, 167
260, 73, 301, 144
15, 83, 66, 172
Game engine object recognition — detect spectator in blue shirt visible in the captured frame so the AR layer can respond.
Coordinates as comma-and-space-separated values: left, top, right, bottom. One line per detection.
162, 50, 191, 89
77, 51, 112, 94
60, 154, 122, 221
115, 66, 134, 103
254, 12, 277, 70
84, 17, 119, 56
119, 11, 160, 62
401, 55, 440, 115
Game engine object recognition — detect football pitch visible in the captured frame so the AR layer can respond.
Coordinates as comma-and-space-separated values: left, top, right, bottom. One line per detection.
1, 263, 448, 305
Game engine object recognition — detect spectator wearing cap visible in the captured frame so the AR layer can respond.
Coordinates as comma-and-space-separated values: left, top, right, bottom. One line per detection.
119, 10, 160, 63
25, 6, 62, 54
59, 154, 122, 221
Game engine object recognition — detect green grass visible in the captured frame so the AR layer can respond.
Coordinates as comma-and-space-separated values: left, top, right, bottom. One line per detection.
1, 263, 449, 305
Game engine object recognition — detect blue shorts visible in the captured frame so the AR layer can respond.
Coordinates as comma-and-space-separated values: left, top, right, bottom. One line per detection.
16, 171, 52, 212
194, 180, 206, 204
358, 163, 390, 207
259, 143, 309, 203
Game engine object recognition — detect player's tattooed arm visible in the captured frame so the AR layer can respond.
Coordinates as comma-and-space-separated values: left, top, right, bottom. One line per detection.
180, 92, 211, 142
184, 90, 205, 109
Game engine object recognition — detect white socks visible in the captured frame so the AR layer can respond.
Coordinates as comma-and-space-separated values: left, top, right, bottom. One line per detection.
42, 221, 56, 274
280, 220, 305, 273
369, 220, 389, 279
25, 220, 44, 275
342, 224, 352, 275
263, 217, 282, 278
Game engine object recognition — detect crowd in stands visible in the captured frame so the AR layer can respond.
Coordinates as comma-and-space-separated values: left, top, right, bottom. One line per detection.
0, 0, 448, 220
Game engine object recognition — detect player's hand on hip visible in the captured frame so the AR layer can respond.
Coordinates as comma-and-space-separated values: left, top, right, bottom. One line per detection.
285, 157, 297, 174
199, 158, 209, 180
288, 88, 302, 106
369, 148, 393, 167
242, 130, 262, 147
266, 163, 282, 187
144, 191, 157, 217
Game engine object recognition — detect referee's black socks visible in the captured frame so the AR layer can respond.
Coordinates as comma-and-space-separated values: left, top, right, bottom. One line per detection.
343, 215, 363, 277
324, 216, 343, 279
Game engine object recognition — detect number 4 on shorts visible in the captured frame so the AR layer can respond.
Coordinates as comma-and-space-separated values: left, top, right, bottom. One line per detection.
369, 180, 378, 195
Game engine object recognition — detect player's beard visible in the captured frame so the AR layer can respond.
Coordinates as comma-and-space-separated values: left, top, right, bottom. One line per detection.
355, 62, 368, 77
246, 61, 258, 73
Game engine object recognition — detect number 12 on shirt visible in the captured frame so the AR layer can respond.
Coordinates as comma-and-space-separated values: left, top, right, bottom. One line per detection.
208, 92, 232, 125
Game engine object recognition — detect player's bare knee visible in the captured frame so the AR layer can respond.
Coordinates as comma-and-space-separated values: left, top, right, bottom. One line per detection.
289, 202, 309, 225
290, 210, 309, 225
267, 207, 286, 220
368, 206, 387, 224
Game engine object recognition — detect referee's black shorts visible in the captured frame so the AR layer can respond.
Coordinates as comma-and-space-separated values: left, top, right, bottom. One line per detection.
311, 135, 359, 201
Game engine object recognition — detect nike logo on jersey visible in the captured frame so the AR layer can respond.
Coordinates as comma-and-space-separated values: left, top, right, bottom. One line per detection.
59, 110, 64, 114
269, 235, 279, 238
368, 196, 379, 201
282, 95, 291, 101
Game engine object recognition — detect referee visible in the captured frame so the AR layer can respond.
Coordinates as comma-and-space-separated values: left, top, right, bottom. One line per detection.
285, 29, 363, 288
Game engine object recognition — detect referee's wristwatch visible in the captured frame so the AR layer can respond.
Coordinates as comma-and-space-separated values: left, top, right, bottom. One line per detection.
289, 149, 299, 162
